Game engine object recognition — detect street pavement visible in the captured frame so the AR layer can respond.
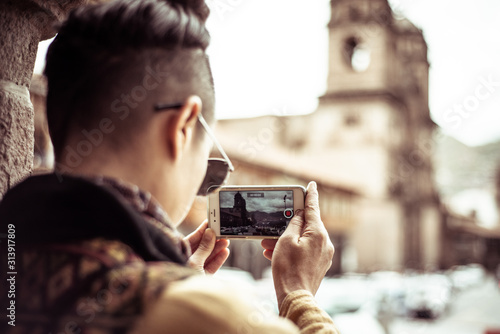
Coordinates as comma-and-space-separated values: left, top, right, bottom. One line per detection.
390, 276, 500, 334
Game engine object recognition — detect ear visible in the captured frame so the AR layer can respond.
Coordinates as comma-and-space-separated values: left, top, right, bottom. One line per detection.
166, 95, 202, 161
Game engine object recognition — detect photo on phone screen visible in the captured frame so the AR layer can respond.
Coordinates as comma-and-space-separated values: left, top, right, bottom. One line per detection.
219, 190, 294, 237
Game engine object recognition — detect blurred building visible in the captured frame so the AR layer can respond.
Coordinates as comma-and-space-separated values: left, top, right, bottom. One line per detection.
433, 135, 500, 271
212, 0, 441, 273
30, 75, 54, 172
440, 208, 500, 271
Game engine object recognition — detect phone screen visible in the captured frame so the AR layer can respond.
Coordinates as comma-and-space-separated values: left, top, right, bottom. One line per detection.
219, 190, 294, 237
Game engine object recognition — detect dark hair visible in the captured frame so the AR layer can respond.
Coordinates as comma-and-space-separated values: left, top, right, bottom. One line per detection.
45, 0, 214, 158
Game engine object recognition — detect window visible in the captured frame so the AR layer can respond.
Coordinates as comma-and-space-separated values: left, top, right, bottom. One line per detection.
343, 37, 371, 72
349, 5, 361, 21
344, 112, 360, 127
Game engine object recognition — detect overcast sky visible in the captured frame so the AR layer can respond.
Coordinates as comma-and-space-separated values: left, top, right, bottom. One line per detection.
34, 0, 500, 147
220, 190, 293, 213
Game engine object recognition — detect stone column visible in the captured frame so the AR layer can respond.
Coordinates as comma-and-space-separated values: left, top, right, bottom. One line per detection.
0, 0, 87, 198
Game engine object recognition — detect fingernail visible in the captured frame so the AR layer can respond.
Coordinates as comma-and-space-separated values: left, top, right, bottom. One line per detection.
309, 181, 317, 191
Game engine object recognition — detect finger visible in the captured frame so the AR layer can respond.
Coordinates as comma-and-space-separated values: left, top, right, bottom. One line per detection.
205, 238, 230, 264
261, 239, 278, 250
304, 181, 322, 227
190, 228, 216, 265
185, 221, 209, 253
205, 248, 230, 274
263, 249, 273, 261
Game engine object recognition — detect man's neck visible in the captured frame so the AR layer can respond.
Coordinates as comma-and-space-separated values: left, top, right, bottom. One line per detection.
57, 153, 167, 210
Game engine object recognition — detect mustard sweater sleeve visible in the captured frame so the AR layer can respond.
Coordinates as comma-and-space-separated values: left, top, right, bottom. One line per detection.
279, 290, 340, 334
131, 275, 300, 334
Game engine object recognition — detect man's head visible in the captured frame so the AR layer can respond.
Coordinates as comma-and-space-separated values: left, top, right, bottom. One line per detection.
45, 0, 217, 223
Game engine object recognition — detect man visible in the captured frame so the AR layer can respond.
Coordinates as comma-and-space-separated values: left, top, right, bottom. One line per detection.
0, 0, 338, 333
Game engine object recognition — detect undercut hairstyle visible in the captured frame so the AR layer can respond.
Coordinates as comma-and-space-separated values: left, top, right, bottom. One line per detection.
44, 0, 215, 159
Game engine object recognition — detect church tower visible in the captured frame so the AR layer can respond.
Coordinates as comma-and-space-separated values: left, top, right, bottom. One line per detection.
304, 0, 440, 270
233, 192, 248, 226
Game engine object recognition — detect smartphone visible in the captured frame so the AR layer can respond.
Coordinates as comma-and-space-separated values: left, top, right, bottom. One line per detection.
208, 185, 306, 239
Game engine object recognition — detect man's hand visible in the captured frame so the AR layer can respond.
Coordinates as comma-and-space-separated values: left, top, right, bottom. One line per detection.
261, 181, 334, 309
185, 221, 230, 274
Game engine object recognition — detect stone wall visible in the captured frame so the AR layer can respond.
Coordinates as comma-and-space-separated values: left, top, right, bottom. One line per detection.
0, 0, 90, 198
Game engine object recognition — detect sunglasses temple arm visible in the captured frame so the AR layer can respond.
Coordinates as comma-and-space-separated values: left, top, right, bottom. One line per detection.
197, 114, 235, 172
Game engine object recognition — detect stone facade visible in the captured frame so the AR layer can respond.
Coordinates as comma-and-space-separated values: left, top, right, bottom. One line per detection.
0, 0, 108, 198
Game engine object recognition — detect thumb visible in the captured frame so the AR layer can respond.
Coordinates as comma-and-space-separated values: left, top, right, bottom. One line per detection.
281, 209, 305, 239
188, 228, 216, 273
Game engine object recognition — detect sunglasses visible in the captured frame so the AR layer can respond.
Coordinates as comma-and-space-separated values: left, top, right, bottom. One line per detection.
154, 103, 234, 196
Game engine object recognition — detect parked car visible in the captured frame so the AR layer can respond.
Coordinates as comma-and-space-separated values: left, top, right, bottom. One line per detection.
315, 276, 376, 315
314, 275, 386, 334
404, 273, 453, 319
368, 271, 406, 317
447, 263, 486, 291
